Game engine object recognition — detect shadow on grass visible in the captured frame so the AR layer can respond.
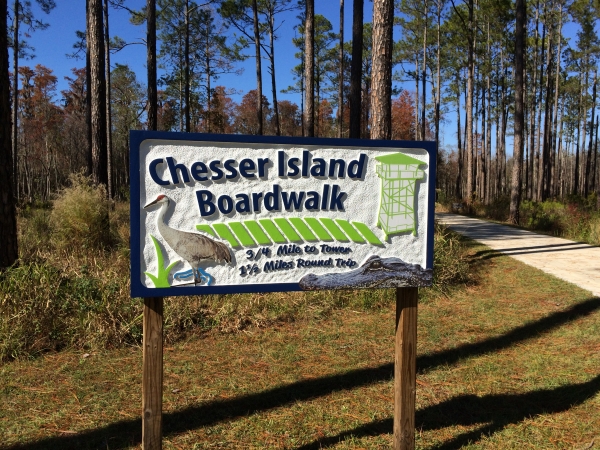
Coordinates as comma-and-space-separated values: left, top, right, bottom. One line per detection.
295, 374, 600, 449
4, 296, 600, 450
418, 296, 600, 372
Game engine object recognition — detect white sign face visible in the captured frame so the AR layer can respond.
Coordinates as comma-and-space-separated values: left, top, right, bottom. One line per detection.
130, 132, 436, 297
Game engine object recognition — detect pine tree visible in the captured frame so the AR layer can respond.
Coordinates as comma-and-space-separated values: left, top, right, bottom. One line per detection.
509, 0, 526, 223
1, 0, 18, 269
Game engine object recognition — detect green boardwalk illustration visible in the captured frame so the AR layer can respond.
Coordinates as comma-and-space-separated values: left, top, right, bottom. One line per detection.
196, 217, 384, 247
375, 152, 426, 237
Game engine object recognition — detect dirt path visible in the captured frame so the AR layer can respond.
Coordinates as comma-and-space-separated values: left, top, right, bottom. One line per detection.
436, 213, 600, 297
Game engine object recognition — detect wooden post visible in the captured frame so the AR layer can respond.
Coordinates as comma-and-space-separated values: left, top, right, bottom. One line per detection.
143, 297, 163, 450
394, 287, 418, 450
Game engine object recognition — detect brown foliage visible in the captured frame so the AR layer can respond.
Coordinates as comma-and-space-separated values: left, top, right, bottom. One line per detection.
277, 100, 301, 137
391, 90, 416, 141
233, 89, 270, 135
202, 86, 236, 134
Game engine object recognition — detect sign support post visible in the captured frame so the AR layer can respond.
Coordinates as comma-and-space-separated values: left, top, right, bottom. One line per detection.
394, 286, 418, 450
142, 296, 164, 450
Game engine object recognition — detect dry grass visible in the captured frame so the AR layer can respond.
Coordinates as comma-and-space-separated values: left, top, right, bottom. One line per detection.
2, 190, 468, 361
1, 241, 599, 449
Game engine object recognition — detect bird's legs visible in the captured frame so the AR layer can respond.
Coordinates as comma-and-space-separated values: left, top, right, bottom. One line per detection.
194, 267, 213, 286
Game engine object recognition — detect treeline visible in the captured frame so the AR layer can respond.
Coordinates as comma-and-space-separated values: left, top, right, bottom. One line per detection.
2, 0, 600, 240
435, 0, 600, 212
7, 0, 426, 203
9, 60, 420, 203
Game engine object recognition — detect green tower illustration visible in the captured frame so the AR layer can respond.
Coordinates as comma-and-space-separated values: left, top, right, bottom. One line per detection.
375, 152, 426, 237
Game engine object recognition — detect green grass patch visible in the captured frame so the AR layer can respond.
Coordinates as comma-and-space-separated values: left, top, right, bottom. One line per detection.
1, 241, 598, 448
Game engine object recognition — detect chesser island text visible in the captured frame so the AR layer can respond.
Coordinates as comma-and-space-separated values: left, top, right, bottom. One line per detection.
148, 150, 366, 215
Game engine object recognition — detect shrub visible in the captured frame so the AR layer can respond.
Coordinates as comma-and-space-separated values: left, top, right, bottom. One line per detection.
432, 222, 470, 291
483, 195, 511, 221
560, 203, 591, 241
588, 215, 600, 245
2, 203, 473, 361
109, 201, 131, 254
17, 206, 51, 260
519, 200, 565, 233
50, 173, 111, 251
0, 253, 145, 361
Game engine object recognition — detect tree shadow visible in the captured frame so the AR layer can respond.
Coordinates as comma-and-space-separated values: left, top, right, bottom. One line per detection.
4, 296, 599, 450
418, 296, 600, 372
295, 374, 600, 449
470, 242, 596, 260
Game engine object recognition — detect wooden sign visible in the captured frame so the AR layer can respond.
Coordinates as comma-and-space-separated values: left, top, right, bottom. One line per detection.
130, 131, 436, 450
130, 131, 436, 297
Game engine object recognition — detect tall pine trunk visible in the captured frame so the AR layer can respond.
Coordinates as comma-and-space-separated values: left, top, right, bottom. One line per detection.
11, 0, 18, 201
267, 11, 280, 136
465, 0, 475, 203
434, 0, 441, 147
585, 72, 596, 197
551, 4, 563, 198
497, 52, 508, 196
574, 77, 583, 195
557, 107, 565, 197
509, 0, 526, 224
528, 0, 539, 200
455, 75, 463, 198
371, 0, 394, 140
184, 0, 191, 132
421, 0, 427, 141
594, 118, 598, 199
252, 0, 263, 135
540, 21, 554, 201
147, 0, 157, 131
415, 55, 420, 139
535, 16, 546, 201
88, 0, 108, 188
1, 0, 18, 268
86, 0, 93, 175
104, 0, 113, 198
304, 0, 314, 137
485, 26, 492, 204
337, 0, 344, 138
349, 0, 363, 138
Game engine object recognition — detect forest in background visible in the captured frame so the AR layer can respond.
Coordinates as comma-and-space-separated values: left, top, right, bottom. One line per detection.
2, 0, 600, 365
1, 0, 600, 227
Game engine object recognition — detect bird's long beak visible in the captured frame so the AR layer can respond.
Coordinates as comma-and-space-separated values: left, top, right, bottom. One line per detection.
144, 198, 159, 209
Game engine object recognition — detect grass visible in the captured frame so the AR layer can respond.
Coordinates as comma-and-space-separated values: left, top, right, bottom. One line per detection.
1, 238, 599, 449
2, 184, 466, 361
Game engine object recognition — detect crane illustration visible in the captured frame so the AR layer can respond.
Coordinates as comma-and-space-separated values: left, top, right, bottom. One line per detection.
144, 194, 232, 286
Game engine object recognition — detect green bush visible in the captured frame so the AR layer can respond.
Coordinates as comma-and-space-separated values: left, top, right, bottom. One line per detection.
432, 222, 470, 291
50, 173, 111, 251
519, 200, 565, 233
1, 202, 473, 361
483, 195, 511, 221
588, 215, 600, 245
17, 207, 51, 260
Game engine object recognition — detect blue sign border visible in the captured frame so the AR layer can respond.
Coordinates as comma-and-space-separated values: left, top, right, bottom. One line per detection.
130, 130, 437, 298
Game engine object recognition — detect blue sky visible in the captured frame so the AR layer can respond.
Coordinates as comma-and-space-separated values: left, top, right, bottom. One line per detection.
20, 1, 373, 114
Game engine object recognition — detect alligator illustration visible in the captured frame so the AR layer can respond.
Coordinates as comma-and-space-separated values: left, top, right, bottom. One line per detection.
298, 255, 433, 290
